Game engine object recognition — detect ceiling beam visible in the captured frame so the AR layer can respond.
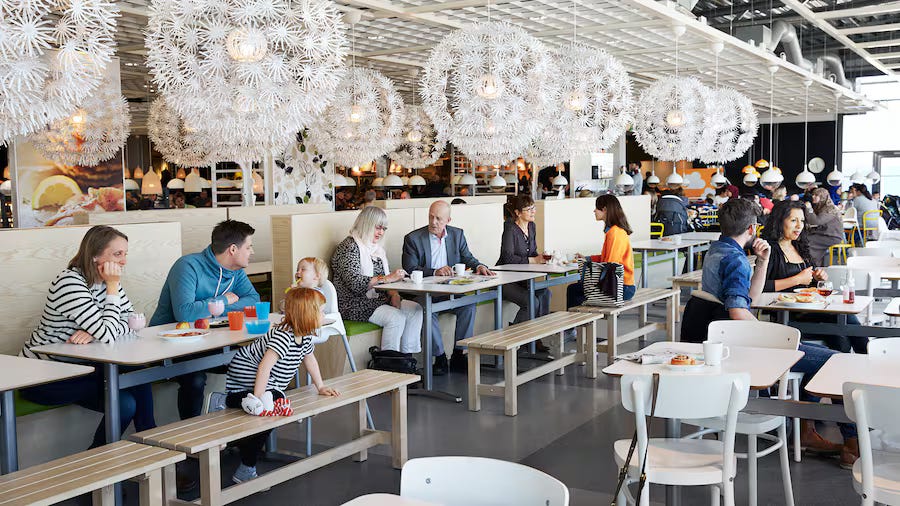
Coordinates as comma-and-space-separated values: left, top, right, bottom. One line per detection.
873, 51, 900, 60
814, 1, 900, 20
779, 0, 898, 80
338, 0, 464, 30
858, 39, 900, 49
837, 22, 900, 36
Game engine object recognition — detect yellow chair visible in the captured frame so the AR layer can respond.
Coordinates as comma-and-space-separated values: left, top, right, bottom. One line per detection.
861, 209, 882, 246
829, 243, 852, 265
650, 222, 664, 239
756, 225, 764, 238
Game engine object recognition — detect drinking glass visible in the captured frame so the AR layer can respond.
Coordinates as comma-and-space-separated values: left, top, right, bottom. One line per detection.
817, 280, 834, 297
208, 299, 225, 319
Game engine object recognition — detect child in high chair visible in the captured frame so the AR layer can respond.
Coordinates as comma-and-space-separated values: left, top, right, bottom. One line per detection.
294, 257, 328, 290
224, 287, 339, 483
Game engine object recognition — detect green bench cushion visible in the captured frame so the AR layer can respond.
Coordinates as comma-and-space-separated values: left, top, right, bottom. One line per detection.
343, 320, 382, 336
14, 390, 63, 417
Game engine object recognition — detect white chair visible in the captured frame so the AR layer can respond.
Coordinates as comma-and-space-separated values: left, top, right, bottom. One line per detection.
400, 456, 569, 505
302, 280, 374, 455
869, 338, 900, 358
843, 382, 900, 506
826, 266, 879, 326
683, 321, 798, 506
847, 257, 900, 271
850, 247, 897, 258
865, 240, 900, 249
616, 373, 750, 506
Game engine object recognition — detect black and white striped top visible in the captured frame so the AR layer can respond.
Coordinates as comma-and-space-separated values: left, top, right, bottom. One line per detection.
22, 268, 134, 359
225, 328, 315, 393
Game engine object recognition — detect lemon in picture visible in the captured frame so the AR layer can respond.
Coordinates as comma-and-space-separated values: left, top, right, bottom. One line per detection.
31, 175, 82, 209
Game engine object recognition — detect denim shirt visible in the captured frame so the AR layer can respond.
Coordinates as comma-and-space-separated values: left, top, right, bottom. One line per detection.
701, 237, 753, 311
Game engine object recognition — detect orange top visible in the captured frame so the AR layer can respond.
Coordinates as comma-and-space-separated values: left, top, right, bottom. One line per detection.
591, 225, 634, 286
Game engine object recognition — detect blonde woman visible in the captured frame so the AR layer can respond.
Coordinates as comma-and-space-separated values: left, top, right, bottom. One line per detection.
331, 207, 423, 353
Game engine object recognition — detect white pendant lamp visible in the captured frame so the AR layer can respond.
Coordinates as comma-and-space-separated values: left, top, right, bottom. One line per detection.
489, 170, 507, 192
666, 170, 684, 189
743, 171, 759, 187
796, 166, 816, 190
343, 175, 357, 187
185, 168, 203, 192
409, 174, 426, 186
710, 167, 728, 188
372, 177, 385, 187
614, 167, 634, 194
647, 165, 660, 188
200, 178, 212, 189
826, 167, 843, 187
141, 170, 162, 195
851, 170, 868, 184
867, 169, 881, 185
333, 173, 348, 187
459, 173, 477, 186
124, 179, 139, 191
760, 166, 783, 191
166, 178, 185, 190
400, 176, 410, 186
826, 90, 843, 189
383, 174, 404, 187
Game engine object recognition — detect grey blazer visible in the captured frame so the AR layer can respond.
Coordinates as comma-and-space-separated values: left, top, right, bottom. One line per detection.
402, 225, 484, 276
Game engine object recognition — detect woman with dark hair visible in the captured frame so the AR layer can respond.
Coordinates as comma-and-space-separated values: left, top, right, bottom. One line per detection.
763, 200, 865, 355
21, 225, 156, 449
568, 194, 636, 305
497, 195, 551, 325
805, 187, 844, 266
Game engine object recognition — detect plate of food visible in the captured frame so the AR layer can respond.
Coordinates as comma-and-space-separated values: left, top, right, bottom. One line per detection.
442, 277, 480, 286
793, 287, 818, 294
775, 293, 827, 308
158, 329, 210, 341
665, 354, 706, 371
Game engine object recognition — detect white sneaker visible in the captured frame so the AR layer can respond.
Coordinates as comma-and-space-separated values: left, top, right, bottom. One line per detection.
208, 392, 227, 414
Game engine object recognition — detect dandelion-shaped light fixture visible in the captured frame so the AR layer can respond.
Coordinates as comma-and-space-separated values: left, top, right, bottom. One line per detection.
148, 98, 217, 168
700, 42, 758, 165
0, 0, 119, 143
389, 70, 446, 169
30, 81, 131, 166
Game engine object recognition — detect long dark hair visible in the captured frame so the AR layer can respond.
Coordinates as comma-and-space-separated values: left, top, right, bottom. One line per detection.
763, 200, 812, 265
850, 183, 873, 201
595, 194, 633, 235
69, 226, 128, 286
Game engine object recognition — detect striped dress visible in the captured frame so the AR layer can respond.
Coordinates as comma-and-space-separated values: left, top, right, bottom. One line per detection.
22, 268, 134, 359
225, 328, 315, 393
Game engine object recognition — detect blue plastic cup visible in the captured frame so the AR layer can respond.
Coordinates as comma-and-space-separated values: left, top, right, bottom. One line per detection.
255, 301, 271, 320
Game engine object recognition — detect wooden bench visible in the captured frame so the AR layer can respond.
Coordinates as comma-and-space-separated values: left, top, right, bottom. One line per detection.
130, 369, 418, 506
669, 270, 702, 322
570, 288, 679, 365
0, 440, 184, 506
458, 311, 603, 417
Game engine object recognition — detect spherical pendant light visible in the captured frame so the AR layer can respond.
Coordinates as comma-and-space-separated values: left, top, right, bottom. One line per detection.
666, 171, 685, 190
633, 77, 716, 161
826, 167, 844, 187
333, 173, 348, 187
867, 169, 881, 185
700, 88, 758, 164
743, 171, 759, 186
0, 0, 119, 143
421, 21, 555, 166
646, 171, 660, 188
308, 68, 403, 168
389, 104, 445, 169
760, 166, 784, 191
383, 174, 404, 187
795, 166, 816, 190
851, 170, 868, 184
710, 168, 728, 188
149, 98, 216, 167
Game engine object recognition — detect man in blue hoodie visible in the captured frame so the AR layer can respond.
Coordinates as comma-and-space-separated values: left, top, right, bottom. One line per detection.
151, 219, 260, 420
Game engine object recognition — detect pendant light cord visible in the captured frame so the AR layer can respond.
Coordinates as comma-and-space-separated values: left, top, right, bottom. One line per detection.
804, 84, 809, 165
572, 0, 577, 44
834, 93, 839, 171
769, 71, 774, 164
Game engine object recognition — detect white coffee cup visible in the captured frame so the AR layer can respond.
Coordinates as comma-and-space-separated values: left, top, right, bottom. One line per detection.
454, 263, 466, 277
703, 340, 730, 366
410, 270, 424, 284
672, 235, 683, 244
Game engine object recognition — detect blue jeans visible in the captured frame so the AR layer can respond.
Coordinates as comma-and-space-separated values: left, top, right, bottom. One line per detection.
792, 343, 857, 439
21, 366, 156, 448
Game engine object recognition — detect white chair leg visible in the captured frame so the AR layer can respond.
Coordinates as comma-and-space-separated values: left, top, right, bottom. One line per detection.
791, 377, 801, 463
711, 484, 721, 506
748, 434, 758, 506
778, 421, 795, 506
616, 483, 627, 506
342, 334, 375, 429
639, 482, 649, 506
723, 478, 736, 506
306, 372, 313, 457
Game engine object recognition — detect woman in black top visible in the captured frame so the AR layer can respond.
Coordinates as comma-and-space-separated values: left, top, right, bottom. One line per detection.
763, 201, 865, 353
497, 195, 552, 327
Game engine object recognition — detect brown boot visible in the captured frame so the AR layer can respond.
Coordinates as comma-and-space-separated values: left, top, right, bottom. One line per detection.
840, 437, 859, 470
800, 420, 842, 455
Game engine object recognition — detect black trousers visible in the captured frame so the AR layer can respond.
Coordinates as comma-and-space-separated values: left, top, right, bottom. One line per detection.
224, 389, 286, 466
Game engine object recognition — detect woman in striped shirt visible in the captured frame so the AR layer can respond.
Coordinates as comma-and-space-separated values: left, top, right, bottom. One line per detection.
224, 287, 339, 484
20, 225, 156, 448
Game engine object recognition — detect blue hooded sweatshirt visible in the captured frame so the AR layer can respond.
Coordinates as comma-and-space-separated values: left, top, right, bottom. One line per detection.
150, 246, 260, 325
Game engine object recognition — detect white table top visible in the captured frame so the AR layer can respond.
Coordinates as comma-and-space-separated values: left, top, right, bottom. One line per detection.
490, 263, 580, 274
29, 317, 273, 366
884, 298, 900, 317
631, 239, 708, 251
673, 232, 721, 241
601, 342, 804, 390
375, 271, 543, 295
751, 293, 874, 315
246, 261, 272, 276
342, 494, 437, 506
805, 354, 900, 399
0, 355, 94, 392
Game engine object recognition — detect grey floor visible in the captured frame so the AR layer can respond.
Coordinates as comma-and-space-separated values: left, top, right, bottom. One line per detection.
110, 306, 859, 506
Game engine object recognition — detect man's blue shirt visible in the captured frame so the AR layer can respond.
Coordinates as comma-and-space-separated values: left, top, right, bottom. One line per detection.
701, 237, 752, 311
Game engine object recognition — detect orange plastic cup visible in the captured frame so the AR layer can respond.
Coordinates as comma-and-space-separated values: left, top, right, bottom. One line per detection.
243, 305, 257, 318
228, 311, 244, 331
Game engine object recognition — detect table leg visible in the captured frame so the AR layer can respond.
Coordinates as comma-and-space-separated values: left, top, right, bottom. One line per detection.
780, 310, 789, 325
672, 250, 679, 278
103, 363, 123, 506
0, 389, 17, 474
666, 418, 682, 506
641, 250, 649, 288
687, 245, 695, 272
528, 279, 536, 354
495, 285, 503, 330
424, 293, 434, 391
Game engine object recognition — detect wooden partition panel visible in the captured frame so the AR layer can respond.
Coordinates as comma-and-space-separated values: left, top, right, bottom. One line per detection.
374, 195, 507, 209
88, 208, 227, 256
271, 209, 415, 308
0, 223, 181, 355
411, 202, 505, 267
227, 203, 332, 263
535, 195, 650, 255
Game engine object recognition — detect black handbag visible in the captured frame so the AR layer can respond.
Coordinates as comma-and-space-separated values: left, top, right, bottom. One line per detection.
367, 346, 417, 375
579, 259, 625, 307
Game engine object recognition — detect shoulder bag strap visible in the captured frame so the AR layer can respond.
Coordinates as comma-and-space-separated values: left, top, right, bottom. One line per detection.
611, 373, 660, 506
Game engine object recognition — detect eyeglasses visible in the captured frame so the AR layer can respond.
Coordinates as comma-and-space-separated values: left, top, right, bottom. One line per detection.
375, 225, 388, 231
522, 206, 536, 212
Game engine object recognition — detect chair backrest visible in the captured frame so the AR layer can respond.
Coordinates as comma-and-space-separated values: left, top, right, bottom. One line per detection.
707, 320, 800, 350
650, 222, 664, 239
844, 382, 900, 439
862, 209, 882, 230
844, 206, 858, 221
824, 266, 875, 293
400, 456, 569, 506
320, 279, 340, 314
847, 256, 900, 272
865, 240, 900, 249
868, 338, 900, 358
849, 247, 894, 257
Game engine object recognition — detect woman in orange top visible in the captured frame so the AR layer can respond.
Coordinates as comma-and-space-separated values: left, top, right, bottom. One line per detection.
568, 194, 636, 306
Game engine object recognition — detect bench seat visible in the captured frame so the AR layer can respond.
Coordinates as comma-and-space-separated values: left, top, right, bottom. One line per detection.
0, 440, 184, 506
131, 369, 418, 506
459, 311, 603, 416
570, 288, 679, 364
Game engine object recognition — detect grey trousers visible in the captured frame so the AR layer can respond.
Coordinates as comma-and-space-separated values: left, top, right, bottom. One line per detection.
504, 282, 552, 324
414, 294, 476, 356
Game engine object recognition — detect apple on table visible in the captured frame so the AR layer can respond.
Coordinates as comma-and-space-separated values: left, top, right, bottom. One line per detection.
194, 318, 210, 329
175, 322, 191, 329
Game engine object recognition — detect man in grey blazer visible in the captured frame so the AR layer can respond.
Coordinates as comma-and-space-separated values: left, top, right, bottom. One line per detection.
402, 200, 494, 375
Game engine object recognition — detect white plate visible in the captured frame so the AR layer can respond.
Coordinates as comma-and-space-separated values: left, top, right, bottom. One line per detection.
158, 329, 210, 341
792, 288, 820, 294
665, 361, 707, 371
773, 300, 827, 309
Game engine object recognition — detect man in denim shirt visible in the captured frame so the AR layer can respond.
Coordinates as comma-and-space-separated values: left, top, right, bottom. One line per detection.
681, 198, 770, 337
681, 198, 857, 466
